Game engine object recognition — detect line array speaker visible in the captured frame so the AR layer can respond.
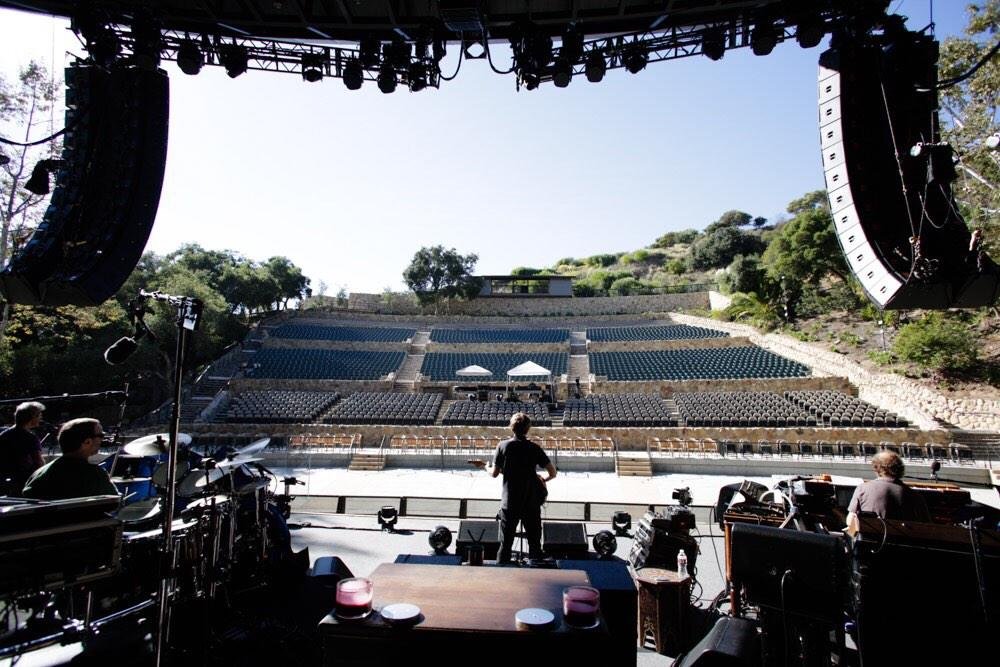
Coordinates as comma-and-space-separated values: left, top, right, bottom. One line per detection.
0, 63, 169, 306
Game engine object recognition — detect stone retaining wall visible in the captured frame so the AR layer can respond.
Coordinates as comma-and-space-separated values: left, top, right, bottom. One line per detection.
348, 292, 709, 316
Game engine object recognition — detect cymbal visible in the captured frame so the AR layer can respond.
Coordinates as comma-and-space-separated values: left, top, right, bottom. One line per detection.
234, 478, 271, 495
235, 437, 270, 458
123, 432, 192, 457
185, 494, 229, 510
177, 467, 225, 496
216, 456, 263, 470
111, 476, 152, 484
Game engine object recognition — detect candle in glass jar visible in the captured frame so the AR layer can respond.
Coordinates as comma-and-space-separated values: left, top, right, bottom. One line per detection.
562, 586, 600, 628
336, 577, 373, 618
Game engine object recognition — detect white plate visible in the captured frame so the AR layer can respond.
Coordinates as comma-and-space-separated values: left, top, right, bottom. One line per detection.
380, 603, 420, 624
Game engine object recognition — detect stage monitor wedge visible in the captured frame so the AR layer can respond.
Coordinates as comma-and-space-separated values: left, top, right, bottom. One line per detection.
818, 30, 999, 309
0, 63, 169, 307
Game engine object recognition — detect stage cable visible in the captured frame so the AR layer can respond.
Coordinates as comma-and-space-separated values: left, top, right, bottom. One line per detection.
484, 30, 516, 75
968, 520, 991, 627
439, 33, 465, 82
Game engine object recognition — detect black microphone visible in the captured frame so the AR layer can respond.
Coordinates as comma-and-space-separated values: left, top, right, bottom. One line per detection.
104, 336, 139, 365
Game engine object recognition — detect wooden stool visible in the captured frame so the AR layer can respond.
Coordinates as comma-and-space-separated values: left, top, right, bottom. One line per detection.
635, 567, 691, 657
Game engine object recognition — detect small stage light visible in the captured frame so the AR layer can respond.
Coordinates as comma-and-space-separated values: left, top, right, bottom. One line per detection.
408, 62, 428, 92
390, 37, 411, 68
796, 17, 825, 49
593, 530, 618, 558
624, 47, 647, 74
220, 43, 249, 78
343, 59, 363, 90
428, 525, 452, 554
25, 159, 64, 196
702, 28, 726, 61
585, 50, 606, 83
521, 70, 540, 90
561, 27, 584, 64
377, 64, 397, 93
612, 511, 632, 536
751, 23, 778, 56
378, 506, 398, 531
176, 39, 204, 75
301, 53, 324, 82
360, 36, 380, 69
552, 58, 572, 88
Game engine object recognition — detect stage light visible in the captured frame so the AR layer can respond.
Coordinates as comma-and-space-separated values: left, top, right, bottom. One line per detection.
796, 17, 825, 49
751, 22, 778, 56
220, 43, 249, 78
24, 159, 64, 196
702, 28, 725, 61
552, 58, 572, 88
521, 70, 540, 90
301, 53, 324, 82
360, 36, 380, 69
428, 525, 452, 554
612, 511, 632, 536
343, 58, 363, 90
377, 506, 398, 531
377, 64, 397, 94
408, 62, 428, 92
624, 47, 647, 74
585, 50, 606, 83
433, 36, 447, 63
390, 37, 411, 68
530, 33, 554, 68
176, 38, 204, 75
561, 27, 584, 63
593, 530, 618, 558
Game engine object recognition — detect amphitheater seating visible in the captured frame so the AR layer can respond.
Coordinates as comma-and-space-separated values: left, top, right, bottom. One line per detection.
419, 352, 568, 382
288, 433, 360, 449
589, 347, 808, 381
269, 324, 415, 342
674, 391, 816, 427
325, 392, 443, 425
784, 390, 908, 427
441, 401, 551, 426
430, 328, 569, 344
387, 434, 610, 456
224, 390, 340, 423
563, 394, 677, 427
587, 325, 728, 342
246, 349, 405, 379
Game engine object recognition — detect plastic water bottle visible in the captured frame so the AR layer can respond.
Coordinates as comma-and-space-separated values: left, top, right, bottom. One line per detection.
677, 549, 688, 578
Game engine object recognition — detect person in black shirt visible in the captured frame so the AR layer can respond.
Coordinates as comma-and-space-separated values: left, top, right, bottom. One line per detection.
23, 418, 118, 501
474, 412, 557, 563
0, 401, 46, 496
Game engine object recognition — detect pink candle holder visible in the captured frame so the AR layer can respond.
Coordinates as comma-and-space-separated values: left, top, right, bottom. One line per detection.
336, 577, 374, 620
563, 585, 600, 629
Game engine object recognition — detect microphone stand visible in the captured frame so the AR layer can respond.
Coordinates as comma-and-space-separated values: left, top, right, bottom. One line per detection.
139, 290, 202, 667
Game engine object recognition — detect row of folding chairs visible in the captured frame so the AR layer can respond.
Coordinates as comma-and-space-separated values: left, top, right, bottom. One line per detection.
646, 437, 975, 463
288, 433, 362, 449
387, 435, 615, 456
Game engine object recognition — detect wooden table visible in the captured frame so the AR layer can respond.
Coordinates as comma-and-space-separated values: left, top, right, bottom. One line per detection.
319, 563, 615, 665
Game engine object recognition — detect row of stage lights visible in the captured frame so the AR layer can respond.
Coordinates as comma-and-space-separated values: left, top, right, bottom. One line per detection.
92, 14, 829, 93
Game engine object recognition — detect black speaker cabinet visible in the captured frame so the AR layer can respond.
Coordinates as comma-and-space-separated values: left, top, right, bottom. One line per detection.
543, 521, 588, 559
673, 616, 761, 667
455, 520, 500, 562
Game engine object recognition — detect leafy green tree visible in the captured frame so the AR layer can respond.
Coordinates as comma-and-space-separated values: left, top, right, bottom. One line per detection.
761, 206, 849, 287
218, 263, 278, 318
653, 229, 699, 248
892, 312, 978, 374
403, 246, 481, 313
586, 253, 619, 268
666, 258, 687, 275
689, 223, 766, 270
165, 244, 238, 288
723, 254, 767, 295
786, 190, 830, 216
264, 256, 310, 308
511, 266, 541, 276
609, 277, 644, 295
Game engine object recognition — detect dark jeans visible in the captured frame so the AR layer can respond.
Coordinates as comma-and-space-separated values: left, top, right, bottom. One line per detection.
498, 505, 543, 561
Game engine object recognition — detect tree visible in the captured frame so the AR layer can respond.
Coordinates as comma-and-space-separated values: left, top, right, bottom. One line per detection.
402, 246, 481, 312
761, 206, 849, 287
937, 1, 1000, 253
264, 256, 310, 308
786, 190, 830, 216
689, 223, 766, 270
723, 254, 767, 295
652, 229, 698, 248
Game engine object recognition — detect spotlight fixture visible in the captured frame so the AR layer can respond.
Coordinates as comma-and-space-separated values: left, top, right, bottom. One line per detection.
220, 43, 249, 78
176, 38, 204, 75
377, 506, 398, 531
521, 70, 540, 91
561, 27, 584, 63
390, 37, 411, 68
359, 36, 380, 69
91, 30, 121, 68
377, 63, 397, 94
701, 27, 726, 61
428, 525, 453, 554
529, 32, 554, 68
343, 58, 363, 90
611, 511, 632, 536
750, 22, 779, 56
24, 159, 64, 196
301, 53, 324, 82
408, 62, 428, 92
624, 47, 647, 74
592, 530, 618, 558
552, 58, 572, 88
795, 17, 825, 49
585, 50, 606, 83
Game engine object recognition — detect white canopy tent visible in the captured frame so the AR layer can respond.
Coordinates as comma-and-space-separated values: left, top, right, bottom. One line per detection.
505, 361, 553, 394
455, 365, 493, 378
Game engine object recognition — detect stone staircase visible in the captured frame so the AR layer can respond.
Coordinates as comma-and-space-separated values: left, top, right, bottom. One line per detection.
616, 451, 653, 477
394, 331, 428, 390
548, 406, 564, 428
948, 430, 1000, 463
569, 331, 588, 356
568, 334, 591, 396
349, 451, 385, 471
436, 400, 457, 425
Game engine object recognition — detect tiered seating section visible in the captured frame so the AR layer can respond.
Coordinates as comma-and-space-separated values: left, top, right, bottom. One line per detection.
225, 390, 340, 423
246, 349, 405, 379
325, 392, 443, 425
674, 391, 816, 427
430, 328, 569, 343
441, 401, 551, 426
563, 394, 677, 426
270, 324, 415, 341
420, 352, 568, 381
589, 347, 809, 380
587, 325, 728, 341
785, 390, 909, 427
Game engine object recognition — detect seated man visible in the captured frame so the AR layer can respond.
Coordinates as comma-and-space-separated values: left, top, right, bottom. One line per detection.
23, 418, 118, 501
845, 450, 930, 533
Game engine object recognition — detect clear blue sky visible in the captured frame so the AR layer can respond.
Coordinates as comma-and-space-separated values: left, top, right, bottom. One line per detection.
0, 2, 970, 295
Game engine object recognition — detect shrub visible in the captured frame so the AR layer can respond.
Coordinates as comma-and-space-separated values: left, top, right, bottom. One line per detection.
586, 254, 618, 268
609, 277, 644, 295
892, 312, 978, 373
867, 350, 895, 365
666, 259, 686, 275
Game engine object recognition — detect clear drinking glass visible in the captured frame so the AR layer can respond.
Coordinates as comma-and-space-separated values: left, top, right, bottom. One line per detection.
562, 585, 600, 628
336, 577, 373, 619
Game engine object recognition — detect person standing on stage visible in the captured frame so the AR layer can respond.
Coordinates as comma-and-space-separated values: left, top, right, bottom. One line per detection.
474, 412, 557, 563
0, 401, 46, 496
23, 418, 118, 501
845, 450, 931, 532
